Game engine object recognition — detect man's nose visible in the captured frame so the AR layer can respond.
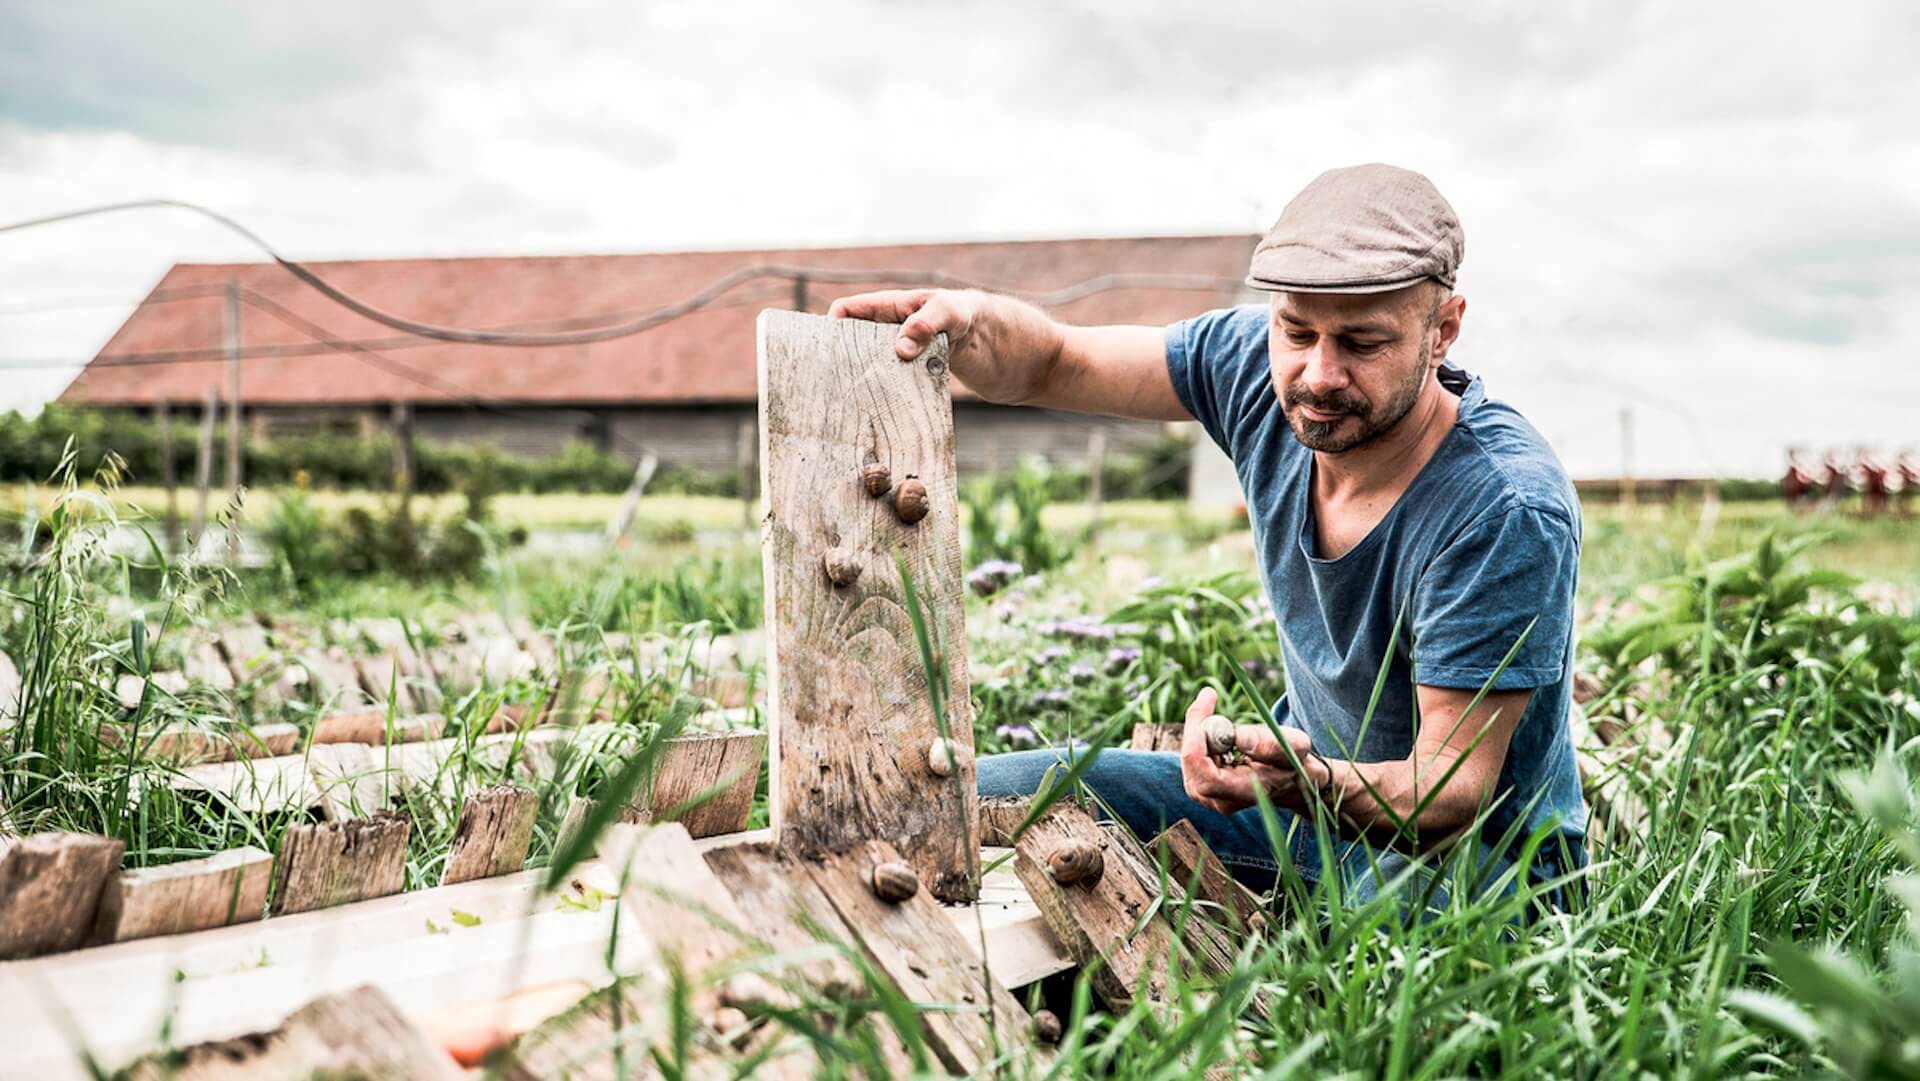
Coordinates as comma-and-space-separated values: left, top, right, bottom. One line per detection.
1301, 344, 1349, 395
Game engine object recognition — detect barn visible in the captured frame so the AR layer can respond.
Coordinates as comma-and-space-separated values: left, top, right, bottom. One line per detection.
59, 236, 1260, 476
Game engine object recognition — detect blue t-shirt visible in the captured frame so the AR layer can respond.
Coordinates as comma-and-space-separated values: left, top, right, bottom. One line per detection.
1165, 304, 1587, 847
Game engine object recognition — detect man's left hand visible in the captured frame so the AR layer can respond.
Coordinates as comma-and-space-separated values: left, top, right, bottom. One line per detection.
1179, 688, 1330, 815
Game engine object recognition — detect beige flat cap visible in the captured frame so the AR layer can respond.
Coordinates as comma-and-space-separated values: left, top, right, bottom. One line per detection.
1245, 163, 1464, 294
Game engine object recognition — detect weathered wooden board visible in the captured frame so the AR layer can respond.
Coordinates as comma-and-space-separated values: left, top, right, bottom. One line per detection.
270, 813, 411, 916
758, 310, 978, 902
0, 649, 19, 723
652, 731, 765, 838
91, 846, 272, 944
1150, 818, 1267, 932
311, 708, 447, 746
805, 838, 1040, 1075
1130, 722, 1186, 752
120, 984, 464, 1081
0, 832, 125, 959
704, 842, 917, 1077
1011, 801, 1184, 1011
1101, 821, 1239, 980
440, 785, 538, 885
980, 796, 1034, 847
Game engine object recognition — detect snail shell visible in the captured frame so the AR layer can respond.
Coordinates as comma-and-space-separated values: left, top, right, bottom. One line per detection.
1202, 715, 1238, 759
926, 737, 964, 778
861, 462, 892, 497
868, 860, 920, 902
708, 1006, 752, 1050
1046, 841, 1104, 887
1032, 1008, 1063, 1045
893, 477, 930, 524
822, 547, 863, 587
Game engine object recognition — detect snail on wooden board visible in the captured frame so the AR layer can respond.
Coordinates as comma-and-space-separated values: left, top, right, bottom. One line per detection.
893, 477, 930, 524
868, 860, 921, 902
861, 462, 892, 497
1032, 1008, 1064, 1044
926, 737, 965, 778
822, 547, 863, 587
1046, 841, 1104, 887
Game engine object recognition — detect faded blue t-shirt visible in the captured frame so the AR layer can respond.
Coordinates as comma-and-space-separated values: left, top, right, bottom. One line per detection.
1165, 304, 1587, 848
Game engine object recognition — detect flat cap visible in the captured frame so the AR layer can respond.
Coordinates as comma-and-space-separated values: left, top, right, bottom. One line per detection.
1245, 163, 1464, 294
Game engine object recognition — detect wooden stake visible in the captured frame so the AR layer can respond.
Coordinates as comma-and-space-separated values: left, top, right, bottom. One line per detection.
651, 731, 765, 839
1086, 427, 1107, 540
440, 786, 538, 885
91, 846, 272, 945
757, 311, 978, 902
603, 450, 659, 547
271, 813, 411, 916
194, 384, 217, 542
0, 832, 125, 959
157, 397, 181, 553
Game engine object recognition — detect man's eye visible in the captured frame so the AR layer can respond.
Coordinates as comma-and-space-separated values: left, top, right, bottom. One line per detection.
1284, 330, 1315, 346
1345, 339, 1387, 355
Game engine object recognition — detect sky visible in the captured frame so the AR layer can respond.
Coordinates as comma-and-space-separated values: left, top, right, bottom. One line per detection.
1, 0, 1914, 478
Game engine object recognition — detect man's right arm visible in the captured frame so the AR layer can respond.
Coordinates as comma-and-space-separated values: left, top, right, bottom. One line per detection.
826, 288, 1193, 423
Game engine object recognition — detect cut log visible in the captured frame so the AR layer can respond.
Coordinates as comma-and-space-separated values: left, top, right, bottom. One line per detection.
440, 785, 538, 885
270, 813, 411, 916
1129, 722, 1185, 752
804, 837, 1042, 1075
758, 311, 978, 902
91, 846, 272, 945
980, 796, 1034, 847
311, 708, 447, 747
0, 832, 125, 959
1010, 801, 1184, 1011
120, 984, 463, 1081
652, 731, 765, 838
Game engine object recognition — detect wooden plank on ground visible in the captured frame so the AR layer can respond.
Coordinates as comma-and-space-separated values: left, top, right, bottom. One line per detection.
311, 708, 447, 746
0, 832, 125, 959
980, 796, 1032, 847
1150, 818, 1267, 932
1130, 722, 1185, 752
90, 846, 272, 945
270, 813, 411, 916
805, 838, 1040, 1075
1011, 801, 1184, 1011
440, 785, 538, 885
652, 731, 765, 838
0, 649, 19, 723
704, 842, 918, 1077
1101, 821, 1239, 981
120, 984, 463, 1081
758, 310, 978, 903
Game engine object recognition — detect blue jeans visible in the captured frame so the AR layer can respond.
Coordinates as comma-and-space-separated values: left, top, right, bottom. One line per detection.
978, 747, 1586, 912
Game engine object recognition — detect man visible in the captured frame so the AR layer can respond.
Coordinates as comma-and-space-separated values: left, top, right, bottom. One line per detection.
831, 164, 1587, 908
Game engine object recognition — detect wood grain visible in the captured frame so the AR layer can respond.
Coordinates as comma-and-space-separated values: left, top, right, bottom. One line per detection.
758, 310, 978, 902
0, 832, 125, 959
652, 731, 765, 838
120, 984, 463, 1081
91, 845, 272, 945
439, 785, 538, 885
805, 838, 1041, 1075
1149, 818, 1267, 932
311, 708, 447, 747
270, 813, 411, 916
1130, 722, 1186, 752
1010, 801, 1184, 1011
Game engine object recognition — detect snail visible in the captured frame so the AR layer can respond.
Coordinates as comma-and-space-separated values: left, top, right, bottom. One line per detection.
861, 462, 892, 497
1031, 1008, 1063, 1045
893, 477, 930, 524
708, 1006, 752, 1050
1046, 841, 1104, 887
822, 547, 863, 587
1202, 715, 1239, 761
926, 737, 965, 778
868, 860, 920, 902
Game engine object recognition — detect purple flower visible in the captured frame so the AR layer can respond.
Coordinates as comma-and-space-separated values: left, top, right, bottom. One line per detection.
1037, 646, 1070, 665
967, 559, 1025, 597
1025, 688, 1072, 710
995, 723, 1041, 748
1067, 662, 1096, 684
1105, 646, 1142, 674
1140, 576, 1165, 591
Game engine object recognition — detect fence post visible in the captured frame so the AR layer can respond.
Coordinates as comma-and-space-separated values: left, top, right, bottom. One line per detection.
1086, 428, 1107, 541
194, 385, 217, 545
157, 397, 180, 554
224, 281, 243, 560
736, 419, 756, 532
391, 401, 414, 524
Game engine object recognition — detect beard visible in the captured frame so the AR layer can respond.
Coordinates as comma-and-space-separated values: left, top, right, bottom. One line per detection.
1281, 339, 1432, 454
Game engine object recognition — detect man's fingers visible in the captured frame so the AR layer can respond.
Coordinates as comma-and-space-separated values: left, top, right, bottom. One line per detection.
1240, 724, 1314, 768
1184, 688, 1218, 724
825, 289, 933, 324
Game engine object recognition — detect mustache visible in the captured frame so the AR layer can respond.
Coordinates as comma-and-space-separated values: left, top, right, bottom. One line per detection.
1283, 385, 1368, 416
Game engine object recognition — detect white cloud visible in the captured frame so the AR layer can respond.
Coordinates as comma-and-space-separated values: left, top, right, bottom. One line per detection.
2, 0, 1914, 477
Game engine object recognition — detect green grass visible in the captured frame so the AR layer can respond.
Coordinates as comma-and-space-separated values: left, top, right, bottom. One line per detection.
6, 470, 1920, 1077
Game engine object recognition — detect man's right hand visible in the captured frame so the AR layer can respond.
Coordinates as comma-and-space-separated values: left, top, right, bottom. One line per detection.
827, 288, 1058, 406
826, 287, 1194, 423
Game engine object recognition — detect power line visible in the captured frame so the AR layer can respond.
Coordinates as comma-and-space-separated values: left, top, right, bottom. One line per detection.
0, 198, 1247, 356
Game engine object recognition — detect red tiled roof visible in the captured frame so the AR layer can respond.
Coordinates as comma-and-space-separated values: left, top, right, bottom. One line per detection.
60, 236, 1258, 407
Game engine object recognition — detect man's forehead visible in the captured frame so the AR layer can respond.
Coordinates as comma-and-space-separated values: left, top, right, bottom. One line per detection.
1270, 287, 1422, 333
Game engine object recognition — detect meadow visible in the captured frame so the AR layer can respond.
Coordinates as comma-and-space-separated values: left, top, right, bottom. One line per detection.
3, 471, 1918, 1078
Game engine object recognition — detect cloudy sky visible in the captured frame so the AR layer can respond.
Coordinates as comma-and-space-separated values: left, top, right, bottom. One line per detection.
2, 0, 1914, 477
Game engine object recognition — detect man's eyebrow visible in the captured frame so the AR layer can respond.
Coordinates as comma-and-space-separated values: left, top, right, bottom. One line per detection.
1275, 311, 1400, 337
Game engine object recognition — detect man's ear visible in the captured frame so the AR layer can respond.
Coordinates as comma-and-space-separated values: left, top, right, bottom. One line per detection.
1433, 293, 1466, 364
